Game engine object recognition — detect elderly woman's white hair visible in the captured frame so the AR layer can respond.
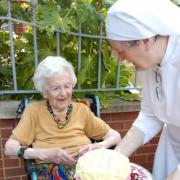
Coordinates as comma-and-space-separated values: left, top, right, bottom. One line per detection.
33, 56, 77, 93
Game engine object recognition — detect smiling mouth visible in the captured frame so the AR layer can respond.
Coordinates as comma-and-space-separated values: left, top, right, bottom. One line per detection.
57, 98, 67, 102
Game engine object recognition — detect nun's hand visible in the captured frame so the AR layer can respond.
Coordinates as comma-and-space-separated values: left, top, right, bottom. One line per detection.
166, 169, 180, 180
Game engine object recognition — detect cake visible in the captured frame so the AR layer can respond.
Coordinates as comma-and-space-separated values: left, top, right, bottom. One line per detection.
75, 148, 131, 180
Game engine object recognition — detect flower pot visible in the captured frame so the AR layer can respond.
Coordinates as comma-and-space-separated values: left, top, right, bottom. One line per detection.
13, 23, 28, 35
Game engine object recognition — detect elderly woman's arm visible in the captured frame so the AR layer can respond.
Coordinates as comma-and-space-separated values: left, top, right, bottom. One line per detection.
4, 138, 22, 159
5, 138, 76, 165
99, 128, 121, 148
78, 128, 120, 156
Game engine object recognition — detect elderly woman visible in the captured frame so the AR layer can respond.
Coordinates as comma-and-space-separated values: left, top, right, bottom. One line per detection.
106, 0, 180, 180
5, 56, 120, 179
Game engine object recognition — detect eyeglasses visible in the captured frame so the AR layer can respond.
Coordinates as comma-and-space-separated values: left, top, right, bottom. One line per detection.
47, 83, 73, 96
155, 66, 162, 101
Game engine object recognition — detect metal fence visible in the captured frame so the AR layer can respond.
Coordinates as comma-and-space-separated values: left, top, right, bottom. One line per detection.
0, 0, 141, 96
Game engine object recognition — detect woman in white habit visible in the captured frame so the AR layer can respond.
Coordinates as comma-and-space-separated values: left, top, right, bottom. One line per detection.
106, 0, 180, 179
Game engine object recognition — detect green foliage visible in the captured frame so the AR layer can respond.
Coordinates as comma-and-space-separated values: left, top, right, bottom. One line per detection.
0, 0, 141, 107
0, 0, 8, 17
171, 0, 180, 5
0, 1, 32, 21
37, 2, 71, 33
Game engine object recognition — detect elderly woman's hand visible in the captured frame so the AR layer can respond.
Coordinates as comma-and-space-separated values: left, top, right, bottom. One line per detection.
38, 148, 76, 166
78, 143, 104, 157
78, 129, 121, 157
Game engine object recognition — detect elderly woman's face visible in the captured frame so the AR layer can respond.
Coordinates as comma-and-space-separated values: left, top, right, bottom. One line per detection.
45, 72, 73, 113
109, 39, 158, 71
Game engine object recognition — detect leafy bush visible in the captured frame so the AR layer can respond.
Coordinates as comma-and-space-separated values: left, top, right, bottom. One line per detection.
0, 0, 141, 107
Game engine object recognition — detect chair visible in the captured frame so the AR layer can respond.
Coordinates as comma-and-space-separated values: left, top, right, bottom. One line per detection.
15, 94, 102, 180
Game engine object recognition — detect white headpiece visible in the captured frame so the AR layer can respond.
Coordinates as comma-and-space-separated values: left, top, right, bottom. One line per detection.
106, 0, 180, 41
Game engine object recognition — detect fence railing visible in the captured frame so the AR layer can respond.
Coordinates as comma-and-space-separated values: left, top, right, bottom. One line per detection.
0, 0, 141, 96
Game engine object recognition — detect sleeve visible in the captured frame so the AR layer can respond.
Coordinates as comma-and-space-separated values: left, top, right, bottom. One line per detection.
133, 71, 163, 144
177, 163, 180, 171
83, 105, 110, 140
10, 103, 36, 146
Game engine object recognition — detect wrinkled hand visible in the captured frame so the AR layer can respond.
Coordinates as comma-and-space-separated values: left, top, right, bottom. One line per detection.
40, 148, 76, 166
166, 169, 180, 180
78, 143, 104, 157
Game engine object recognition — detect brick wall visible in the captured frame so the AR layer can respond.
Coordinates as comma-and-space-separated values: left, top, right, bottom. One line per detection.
0, 119, 27, 180
0, 110, 160, 179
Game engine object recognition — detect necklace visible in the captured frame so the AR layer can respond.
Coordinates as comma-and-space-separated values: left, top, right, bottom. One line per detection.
47, 101, 73, 129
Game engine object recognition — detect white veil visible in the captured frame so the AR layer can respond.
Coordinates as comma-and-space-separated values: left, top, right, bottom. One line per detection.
106, 0, 180, 40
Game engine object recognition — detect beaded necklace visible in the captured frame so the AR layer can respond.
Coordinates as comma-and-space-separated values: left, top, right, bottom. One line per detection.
47, 101, 73, 129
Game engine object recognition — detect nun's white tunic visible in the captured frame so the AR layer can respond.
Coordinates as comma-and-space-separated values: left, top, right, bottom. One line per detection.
106, 0, 180, 178
133, 35, 180, 180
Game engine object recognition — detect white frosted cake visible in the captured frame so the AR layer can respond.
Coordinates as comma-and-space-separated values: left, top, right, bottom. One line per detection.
75, 149, 131, 180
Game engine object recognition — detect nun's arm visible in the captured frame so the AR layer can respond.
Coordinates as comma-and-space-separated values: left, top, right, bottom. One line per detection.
114, 100, 163, 157
114, 126, 144, 157
114, 95, 162, 157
